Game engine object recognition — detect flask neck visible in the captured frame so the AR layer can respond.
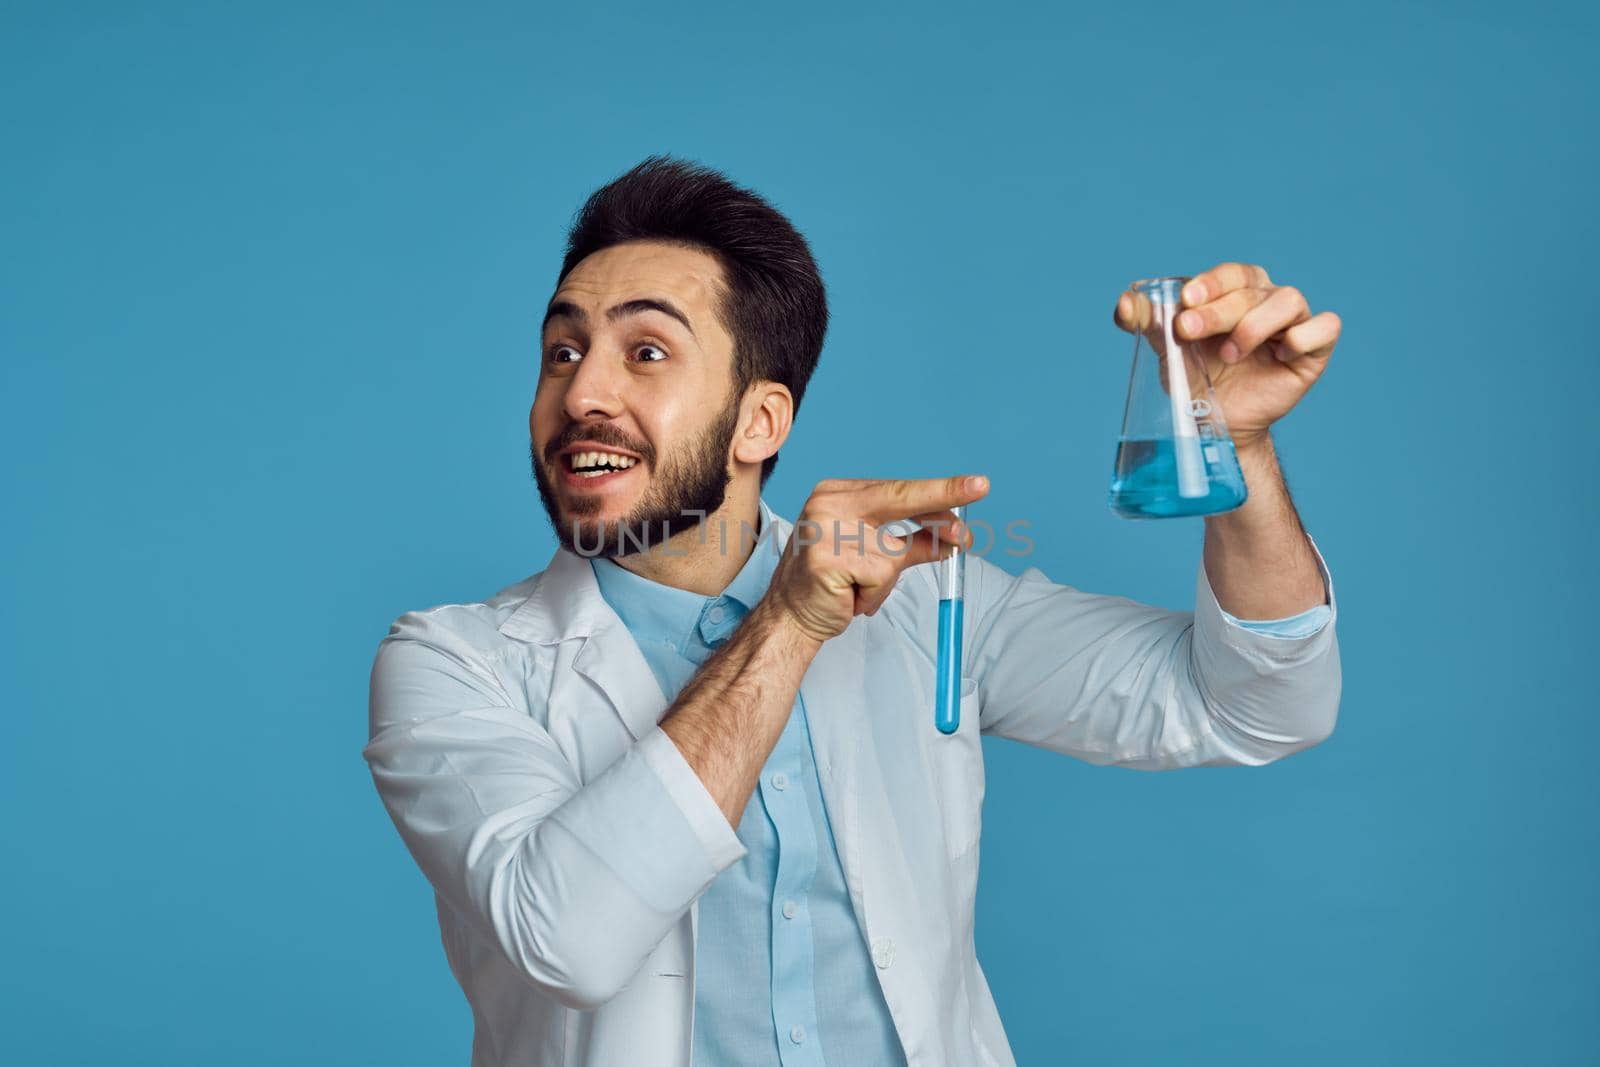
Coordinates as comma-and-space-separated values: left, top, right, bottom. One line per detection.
1132, 276, 1188, 307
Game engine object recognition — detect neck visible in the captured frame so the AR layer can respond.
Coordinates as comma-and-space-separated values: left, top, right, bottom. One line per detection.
610, 478, 763, 596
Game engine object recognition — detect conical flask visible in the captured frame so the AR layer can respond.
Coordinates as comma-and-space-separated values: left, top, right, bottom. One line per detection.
1108, 276, 1248, 519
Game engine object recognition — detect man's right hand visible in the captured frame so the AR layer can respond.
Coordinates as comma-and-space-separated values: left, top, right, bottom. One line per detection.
766, 475, 990, 644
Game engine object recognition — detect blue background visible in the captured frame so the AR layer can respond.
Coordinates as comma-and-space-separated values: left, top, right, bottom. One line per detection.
4, 1, 1595, 1063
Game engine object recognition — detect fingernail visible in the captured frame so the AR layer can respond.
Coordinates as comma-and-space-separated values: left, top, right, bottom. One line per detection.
968, 475, 988, 492
1183, 282, 1205, 304
1180, 311, 1203, 335
949, 521, 964, 539
1219, 340, 1239, 361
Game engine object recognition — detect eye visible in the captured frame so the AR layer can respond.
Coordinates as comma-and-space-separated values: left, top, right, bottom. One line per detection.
548, 344, 582, 364
633, 344, 668, 363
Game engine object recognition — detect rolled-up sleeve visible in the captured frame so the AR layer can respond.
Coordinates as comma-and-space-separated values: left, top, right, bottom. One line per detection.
966, 534, 1341, 769
1220, 602, 1331, 639
362, 621, 745, 1010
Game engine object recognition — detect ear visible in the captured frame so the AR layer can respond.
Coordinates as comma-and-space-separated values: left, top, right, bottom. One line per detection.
731, 382, 794, 469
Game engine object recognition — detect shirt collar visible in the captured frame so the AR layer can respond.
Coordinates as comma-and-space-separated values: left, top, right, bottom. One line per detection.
590, 498, 783, 655
721, 498, 783, 612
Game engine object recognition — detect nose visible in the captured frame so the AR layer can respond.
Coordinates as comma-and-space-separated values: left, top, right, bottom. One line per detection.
562, 348, 627, 423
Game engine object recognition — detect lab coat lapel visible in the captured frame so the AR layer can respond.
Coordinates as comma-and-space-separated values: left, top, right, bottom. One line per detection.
574, 626, 670, 742
500, 547, 669, 743
801, 618, 884, 928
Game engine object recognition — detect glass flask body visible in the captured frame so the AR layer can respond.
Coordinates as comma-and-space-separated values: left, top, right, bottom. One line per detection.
1108, 276, 1248, 519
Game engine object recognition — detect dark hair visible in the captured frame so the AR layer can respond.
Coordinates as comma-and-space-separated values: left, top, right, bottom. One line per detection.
558, 156, 828, 486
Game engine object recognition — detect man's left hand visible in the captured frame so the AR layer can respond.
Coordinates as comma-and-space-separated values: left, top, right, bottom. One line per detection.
1114, 262, 1341, 451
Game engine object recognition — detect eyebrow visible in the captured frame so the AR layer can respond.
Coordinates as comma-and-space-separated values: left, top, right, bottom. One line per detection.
541, 297, 697, 339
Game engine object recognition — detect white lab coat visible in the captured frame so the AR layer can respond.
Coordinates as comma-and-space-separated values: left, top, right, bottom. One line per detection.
363, 511, 1340, 1066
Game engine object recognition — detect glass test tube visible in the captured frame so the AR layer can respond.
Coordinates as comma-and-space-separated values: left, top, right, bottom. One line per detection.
934, 505, 967, 735
1154, 278, 1208, 499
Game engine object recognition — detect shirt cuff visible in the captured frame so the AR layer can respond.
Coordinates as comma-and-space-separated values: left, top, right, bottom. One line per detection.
1198, 532, 1338, 659
1220, 602, 1332, 640
636, 726, 748, 871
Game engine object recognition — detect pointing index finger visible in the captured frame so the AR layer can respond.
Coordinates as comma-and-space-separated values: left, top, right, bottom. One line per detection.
855, 475, 989, 523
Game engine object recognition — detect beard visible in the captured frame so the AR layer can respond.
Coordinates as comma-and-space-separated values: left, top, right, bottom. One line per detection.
531, 397, 739, 559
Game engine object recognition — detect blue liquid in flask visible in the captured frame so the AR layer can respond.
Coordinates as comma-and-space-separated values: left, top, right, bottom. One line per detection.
934, 597, 964, 734
1108, 436, 1248, 519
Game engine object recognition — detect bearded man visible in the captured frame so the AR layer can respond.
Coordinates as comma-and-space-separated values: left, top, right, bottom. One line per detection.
363, 156, 1343, 1067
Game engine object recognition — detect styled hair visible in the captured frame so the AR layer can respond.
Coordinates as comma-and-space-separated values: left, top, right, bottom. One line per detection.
558, 156, 828, 485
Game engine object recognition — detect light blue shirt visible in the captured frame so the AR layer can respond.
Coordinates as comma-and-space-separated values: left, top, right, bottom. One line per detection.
589, 500, 1327, 1066
591, 501, 907, 1066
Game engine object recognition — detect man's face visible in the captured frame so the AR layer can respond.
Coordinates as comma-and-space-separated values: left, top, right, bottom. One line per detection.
531, 240, 743, 557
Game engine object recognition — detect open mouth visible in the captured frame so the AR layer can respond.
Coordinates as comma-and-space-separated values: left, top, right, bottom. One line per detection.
559, 448, 643, 488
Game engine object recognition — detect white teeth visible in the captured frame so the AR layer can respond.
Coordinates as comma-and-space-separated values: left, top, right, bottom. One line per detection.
568, 450, 637, 472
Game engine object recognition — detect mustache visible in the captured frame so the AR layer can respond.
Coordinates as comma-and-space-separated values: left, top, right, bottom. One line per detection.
541, 422, 656, 467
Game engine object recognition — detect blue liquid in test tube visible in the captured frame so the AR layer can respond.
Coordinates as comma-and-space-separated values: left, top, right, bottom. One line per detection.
934, 505, 967, 735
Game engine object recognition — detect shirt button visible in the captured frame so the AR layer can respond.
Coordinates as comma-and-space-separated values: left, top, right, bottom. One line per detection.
872, 937, 895, 970
790, 1024, 806, 1045
771, 771, 789, 791
707, 604, 725, 624
782, 899, 798, 920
